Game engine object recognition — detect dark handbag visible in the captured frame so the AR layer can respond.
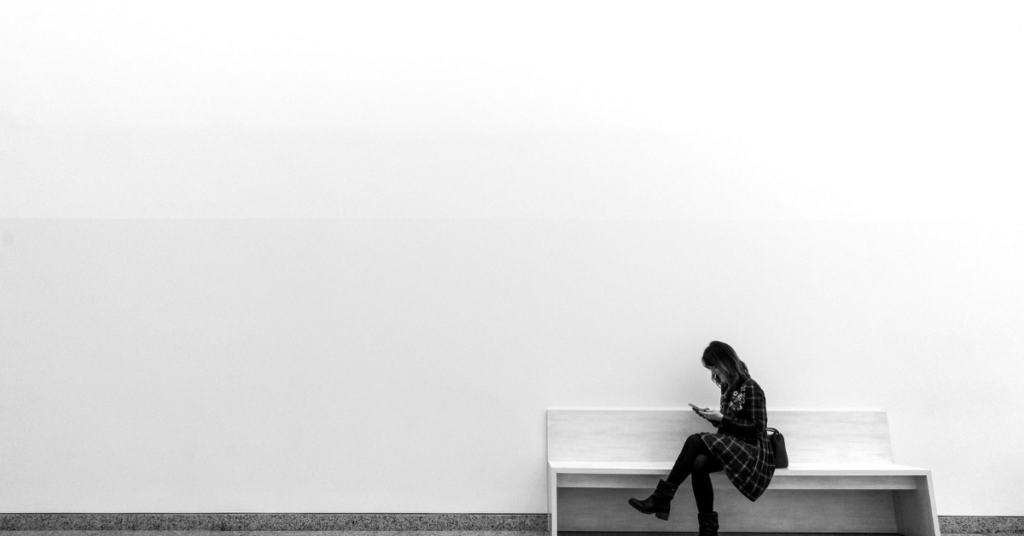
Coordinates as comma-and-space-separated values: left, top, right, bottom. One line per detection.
767, 427, 789, 468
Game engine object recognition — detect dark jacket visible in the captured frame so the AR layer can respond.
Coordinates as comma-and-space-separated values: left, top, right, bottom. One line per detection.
699, 376, 775, 501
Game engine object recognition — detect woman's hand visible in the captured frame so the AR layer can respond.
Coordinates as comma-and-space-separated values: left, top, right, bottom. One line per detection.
698, 408, 724, 422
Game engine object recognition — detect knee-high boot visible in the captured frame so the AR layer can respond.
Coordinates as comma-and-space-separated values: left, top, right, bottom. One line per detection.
697, 512, 719, 536
628, 479, 678, 521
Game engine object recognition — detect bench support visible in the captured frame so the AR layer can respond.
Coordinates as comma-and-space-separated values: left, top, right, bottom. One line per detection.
549, 468, 558, 536
893, 474, 940, 536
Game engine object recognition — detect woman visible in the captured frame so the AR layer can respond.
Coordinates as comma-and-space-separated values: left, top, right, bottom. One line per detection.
628, 341, 775, 536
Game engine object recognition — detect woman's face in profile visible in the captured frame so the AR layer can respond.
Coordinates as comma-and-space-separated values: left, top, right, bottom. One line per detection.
705, 364, 720, 384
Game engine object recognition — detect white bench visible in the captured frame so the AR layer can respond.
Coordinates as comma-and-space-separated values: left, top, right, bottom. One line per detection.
548, 409, 938, 536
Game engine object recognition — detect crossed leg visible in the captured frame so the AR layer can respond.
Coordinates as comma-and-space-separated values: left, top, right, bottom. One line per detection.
667, 433, 724, 513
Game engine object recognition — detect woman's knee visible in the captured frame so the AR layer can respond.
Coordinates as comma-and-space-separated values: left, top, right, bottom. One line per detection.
683, 433, 709, 454
693, 453, 722, 474
693, 454, 713, 473
680, 433, 706, 460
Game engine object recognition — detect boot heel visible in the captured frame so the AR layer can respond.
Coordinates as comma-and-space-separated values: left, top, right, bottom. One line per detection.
655, 511, 670, 521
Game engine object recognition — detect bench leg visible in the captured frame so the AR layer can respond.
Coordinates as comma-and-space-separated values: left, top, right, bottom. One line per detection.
549, 468, 558, 536
893, 473, 939, 536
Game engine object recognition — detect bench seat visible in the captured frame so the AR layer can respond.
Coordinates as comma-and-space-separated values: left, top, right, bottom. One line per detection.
548, 409, 938, 536
554, 463, 929, 490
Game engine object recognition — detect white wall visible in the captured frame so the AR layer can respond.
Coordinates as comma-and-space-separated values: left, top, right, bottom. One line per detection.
1, 220, 1023, 514
2, 0, 1022, 221
2, 0, 1023, 516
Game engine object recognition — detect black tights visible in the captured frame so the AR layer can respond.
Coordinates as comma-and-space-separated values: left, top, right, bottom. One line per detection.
667, 433, 723, 514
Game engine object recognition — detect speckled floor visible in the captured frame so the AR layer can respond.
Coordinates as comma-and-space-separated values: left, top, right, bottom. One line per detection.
0, 533, 549, 536
1, 532, 1023, 536
3, 514, 1022, 536
0, 533, 548, 536
4, 533, 549, 536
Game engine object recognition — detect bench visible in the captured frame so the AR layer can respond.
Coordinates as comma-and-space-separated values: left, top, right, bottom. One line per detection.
548, 409, 938, 536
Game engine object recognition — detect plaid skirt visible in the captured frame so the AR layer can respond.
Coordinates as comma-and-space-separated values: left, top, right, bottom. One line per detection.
700, 431, 775, 501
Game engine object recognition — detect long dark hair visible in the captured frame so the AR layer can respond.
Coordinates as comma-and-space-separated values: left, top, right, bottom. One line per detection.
701, 340, 750, 388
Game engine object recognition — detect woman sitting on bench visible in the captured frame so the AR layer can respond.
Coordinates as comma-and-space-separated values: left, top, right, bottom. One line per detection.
629, 341, 776, 536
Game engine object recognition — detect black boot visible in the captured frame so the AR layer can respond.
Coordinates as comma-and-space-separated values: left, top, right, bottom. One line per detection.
628, 479, 678, 520
698, 512, 719, 536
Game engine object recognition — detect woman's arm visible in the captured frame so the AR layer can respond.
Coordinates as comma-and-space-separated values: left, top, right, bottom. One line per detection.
717, 381, 767, 439
696, 408, 723, 428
